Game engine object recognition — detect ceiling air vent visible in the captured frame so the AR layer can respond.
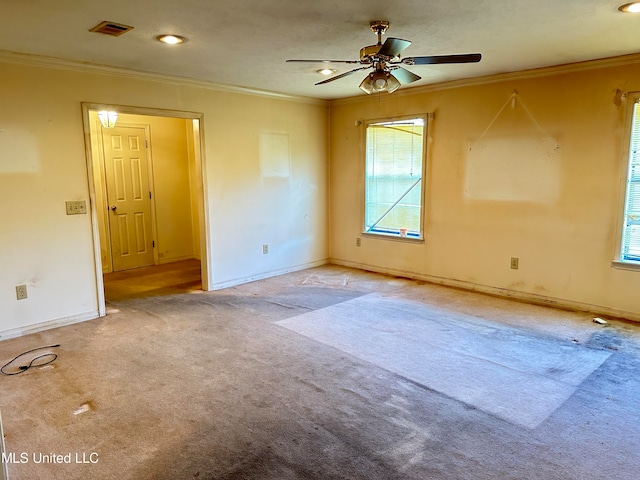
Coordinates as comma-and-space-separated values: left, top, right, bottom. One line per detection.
89, 21, 134, 37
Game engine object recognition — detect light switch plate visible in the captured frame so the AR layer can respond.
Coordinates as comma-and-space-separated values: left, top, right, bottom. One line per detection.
66, 200, 87, 215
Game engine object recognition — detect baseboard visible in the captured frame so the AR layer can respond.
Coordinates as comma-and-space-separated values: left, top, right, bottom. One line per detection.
0, 310, 100, 342
330, 258, 640, 323
210, 259, 329, 291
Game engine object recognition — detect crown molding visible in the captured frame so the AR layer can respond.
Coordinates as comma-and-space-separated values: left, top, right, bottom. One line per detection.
3, 48, 640, 108
330, 52, 640, 106
0, 50, 328, 107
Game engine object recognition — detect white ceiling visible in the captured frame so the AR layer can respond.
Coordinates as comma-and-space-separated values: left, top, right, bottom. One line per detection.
1, 0, 640, 100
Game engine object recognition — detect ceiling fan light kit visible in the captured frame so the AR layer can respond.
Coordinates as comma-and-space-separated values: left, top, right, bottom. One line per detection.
286, 20, 482, 95
359, 70, 401, 94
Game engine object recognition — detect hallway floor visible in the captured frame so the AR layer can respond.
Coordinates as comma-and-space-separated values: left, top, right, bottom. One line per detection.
103, 259, 202, 301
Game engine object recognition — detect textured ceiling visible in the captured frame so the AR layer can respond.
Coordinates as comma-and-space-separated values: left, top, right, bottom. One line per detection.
1, 0, 640, 100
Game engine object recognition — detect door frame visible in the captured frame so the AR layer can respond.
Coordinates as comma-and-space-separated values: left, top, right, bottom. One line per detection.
81, 103, 211, 316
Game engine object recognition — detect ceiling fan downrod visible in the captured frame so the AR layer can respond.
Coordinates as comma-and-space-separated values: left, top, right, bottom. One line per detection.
360, 21, 390, 62
370, 20, 389, 45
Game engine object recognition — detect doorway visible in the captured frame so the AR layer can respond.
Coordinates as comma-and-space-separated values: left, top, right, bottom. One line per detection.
82, 104, 210, 315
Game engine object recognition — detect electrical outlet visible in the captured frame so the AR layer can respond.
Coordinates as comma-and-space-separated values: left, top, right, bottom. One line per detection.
356, 237, 361, 247
262, 244, 269, 255
510, 257, 519, 270
66, 200, 87, 215
16, 284, 28, 300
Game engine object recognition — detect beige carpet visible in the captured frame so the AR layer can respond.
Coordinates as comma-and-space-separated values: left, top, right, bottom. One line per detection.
1, 263, 639, 479
276, 293, 611, 428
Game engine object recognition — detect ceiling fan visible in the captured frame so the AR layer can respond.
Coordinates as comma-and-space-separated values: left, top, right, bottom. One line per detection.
286, 21, 482, 95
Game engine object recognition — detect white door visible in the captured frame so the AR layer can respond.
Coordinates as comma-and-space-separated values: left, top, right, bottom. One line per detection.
103, 126, 155, 271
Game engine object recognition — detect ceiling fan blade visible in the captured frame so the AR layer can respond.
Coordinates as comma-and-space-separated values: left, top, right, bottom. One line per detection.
402, 53, 482, 65
315, 66, 371, 85
378, 37, 412, 58
286, 59, 361, 64
390, 66, 421, 84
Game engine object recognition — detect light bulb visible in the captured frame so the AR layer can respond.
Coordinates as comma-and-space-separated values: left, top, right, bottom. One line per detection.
156, 35, 186, 44
373, 78, 388, 91
98, 111, 118, 128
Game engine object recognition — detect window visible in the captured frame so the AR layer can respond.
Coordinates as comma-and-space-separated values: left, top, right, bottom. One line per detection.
364, 116, 427, 239
620, 96, 640, 264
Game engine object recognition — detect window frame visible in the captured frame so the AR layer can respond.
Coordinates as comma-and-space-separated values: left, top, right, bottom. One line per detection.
613, 91, 640, 271
361, 113, 430, 242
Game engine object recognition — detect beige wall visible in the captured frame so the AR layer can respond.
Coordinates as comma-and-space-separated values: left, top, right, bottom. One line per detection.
329, 62, 640, 320
0, 59, 328, 337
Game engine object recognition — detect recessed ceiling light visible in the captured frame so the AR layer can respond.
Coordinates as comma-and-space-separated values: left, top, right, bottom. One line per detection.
317, 68, 336, 76
619, 2, 640, 12
156, 34, 186, 45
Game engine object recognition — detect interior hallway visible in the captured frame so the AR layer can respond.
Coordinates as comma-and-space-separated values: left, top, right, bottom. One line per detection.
1, 263, 639, 479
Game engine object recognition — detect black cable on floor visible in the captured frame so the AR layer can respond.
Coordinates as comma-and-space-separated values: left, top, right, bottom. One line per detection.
1, 344, 61, 376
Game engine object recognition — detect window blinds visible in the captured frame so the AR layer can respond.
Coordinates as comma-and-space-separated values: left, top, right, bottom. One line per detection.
622, 101, 640, 262
365, 119, 424, 235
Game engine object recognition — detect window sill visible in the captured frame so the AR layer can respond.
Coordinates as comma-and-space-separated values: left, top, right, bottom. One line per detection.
611, 260, 640, 271
362, 231, 425, 244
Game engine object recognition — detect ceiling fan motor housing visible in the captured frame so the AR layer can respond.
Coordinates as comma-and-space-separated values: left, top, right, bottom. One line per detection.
360, 44, 381, 62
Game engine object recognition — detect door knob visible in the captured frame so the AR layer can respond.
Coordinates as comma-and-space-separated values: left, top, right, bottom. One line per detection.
110, 205, 118, 211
